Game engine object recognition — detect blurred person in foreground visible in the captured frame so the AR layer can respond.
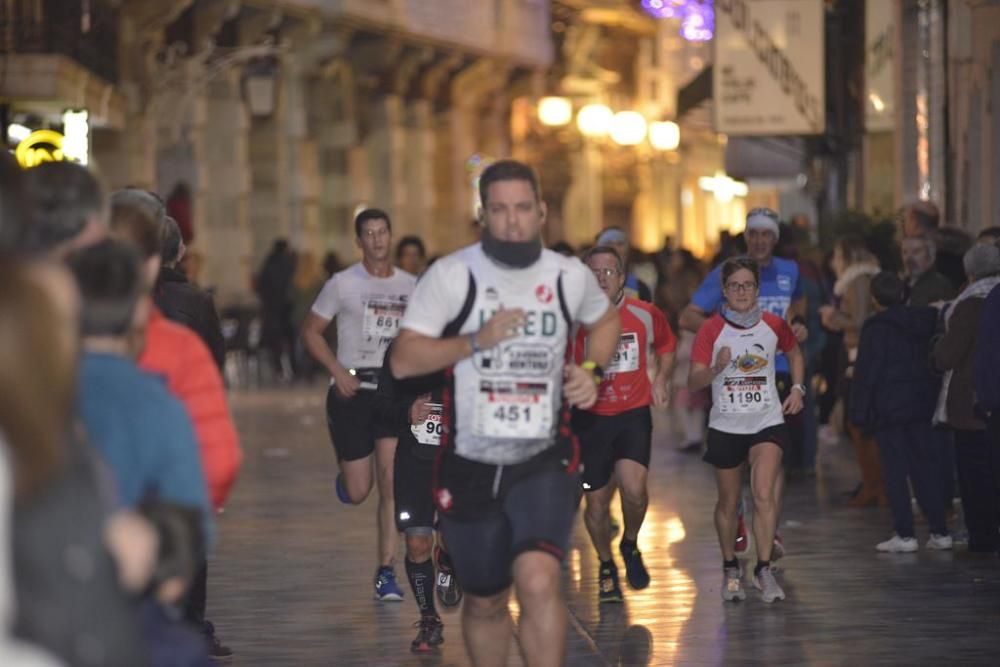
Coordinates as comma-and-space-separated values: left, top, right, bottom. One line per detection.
154, 215, 225, 369
110, 191, 242, 660
68, 240, 213, 664
15, 161, 152, 666
849, 273, 951, 553
933, 245, 1000, 554
819, 236, 884, 507
973, 238, 1000, 557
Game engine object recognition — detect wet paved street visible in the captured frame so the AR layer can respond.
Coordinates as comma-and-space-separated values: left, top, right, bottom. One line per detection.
209, 385, 1000, 666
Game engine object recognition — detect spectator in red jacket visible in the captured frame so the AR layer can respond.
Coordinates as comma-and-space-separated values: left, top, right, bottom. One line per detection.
108, 188, 241, 660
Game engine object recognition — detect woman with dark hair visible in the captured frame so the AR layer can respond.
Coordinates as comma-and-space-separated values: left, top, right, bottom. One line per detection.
689, 257, 805, 604
2, 260, 151, 666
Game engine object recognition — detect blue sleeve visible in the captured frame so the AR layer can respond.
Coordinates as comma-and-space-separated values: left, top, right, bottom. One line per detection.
690, 266, 723, 314
791, 263, 803, 300
156, 398, 215, 548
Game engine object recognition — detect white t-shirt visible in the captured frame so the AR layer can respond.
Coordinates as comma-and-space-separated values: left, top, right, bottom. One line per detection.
691, 312, 798, 435
311, 263, 416, 372
401, 243, 610, 465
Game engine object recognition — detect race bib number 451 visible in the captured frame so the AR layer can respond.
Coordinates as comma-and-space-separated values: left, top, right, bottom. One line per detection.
474, 379, 552, 439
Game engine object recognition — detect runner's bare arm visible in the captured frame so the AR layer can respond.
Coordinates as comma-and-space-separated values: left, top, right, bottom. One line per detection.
652, 350, 676, 407
389, 308, 525, 379
782, 343, 806, 415
688, 346, 731, 392
301, 312, 355, 385
787, 296, 808, 342
563, 306, 621, 409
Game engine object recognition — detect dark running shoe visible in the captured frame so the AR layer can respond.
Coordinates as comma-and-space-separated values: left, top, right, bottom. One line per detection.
203, 621, 233, 662
598, 562, 624, 603
434, 547, 463, 608
620, 542, 650, 590
410, 615, 444, 653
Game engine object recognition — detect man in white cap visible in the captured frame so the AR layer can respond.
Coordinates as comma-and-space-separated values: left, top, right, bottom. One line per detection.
680, 207, 807, 559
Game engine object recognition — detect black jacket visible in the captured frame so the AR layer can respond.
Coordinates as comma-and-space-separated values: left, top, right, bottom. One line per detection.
154, 267, 226, 369
849, 305, 939, 431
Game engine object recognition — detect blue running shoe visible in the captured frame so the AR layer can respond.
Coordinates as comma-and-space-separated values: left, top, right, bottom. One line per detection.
335, 474, 351, 504
374, 566, 404, 601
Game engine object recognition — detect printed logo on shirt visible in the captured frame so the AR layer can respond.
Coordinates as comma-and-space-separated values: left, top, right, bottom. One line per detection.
535, 285, 554, 304
759, 295, 791, 317
477, 308, 558, 338
777, 275, 792, 291
478, 342, 554, 376
485, 287, 499, 300
735, 344, 769, 373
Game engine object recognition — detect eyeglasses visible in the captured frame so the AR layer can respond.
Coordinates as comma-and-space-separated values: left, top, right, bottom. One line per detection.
725, 281, 757, 293
591, 268, 621, 279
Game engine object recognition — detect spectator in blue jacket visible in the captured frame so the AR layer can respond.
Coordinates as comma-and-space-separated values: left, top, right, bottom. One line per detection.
68, 240, 212, 543
850, 272, 951, 553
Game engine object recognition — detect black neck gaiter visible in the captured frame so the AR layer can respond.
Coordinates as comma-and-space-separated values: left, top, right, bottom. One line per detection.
481, 227, 542, 268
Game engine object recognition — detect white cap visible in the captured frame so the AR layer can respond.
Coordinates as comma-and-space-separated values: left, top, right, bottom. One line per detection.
745, 208, 780, 236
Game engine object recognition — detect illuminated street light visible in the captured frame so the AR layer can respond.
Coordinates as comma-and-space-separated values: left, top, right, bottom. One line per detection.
698, 171, 749, 203
649, 121, 680, 151
610, 111, 647, 146
538, 96, 572, 126
577, 103, 613, 138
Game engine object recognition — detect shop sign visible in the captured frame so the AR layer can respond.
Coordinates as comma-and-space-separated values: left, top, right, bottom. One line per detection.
865, 0, 894, 131
14, 109, 89, 168
714, 0, 826, 136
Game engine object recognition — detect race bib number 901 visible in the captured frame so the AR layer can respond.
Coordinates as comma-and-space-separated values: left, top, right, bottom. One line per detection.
411, 403, 444, 446
474, 379, 552, 439
719, 376, 771, 414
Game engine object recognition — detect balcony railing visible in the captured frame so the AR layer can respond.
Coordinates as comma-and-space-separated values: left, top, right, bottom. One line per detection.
0, 0, 119, 83
280, 0, 552, 66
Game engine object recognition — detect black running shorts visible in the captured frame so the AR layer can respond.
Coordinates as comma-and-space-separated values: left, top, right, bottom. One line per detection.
703, 424, 789, 469
572, 406, 652, 491
325, 383, 396, 462
435, 442, 582, 598
393, 444, 436, 533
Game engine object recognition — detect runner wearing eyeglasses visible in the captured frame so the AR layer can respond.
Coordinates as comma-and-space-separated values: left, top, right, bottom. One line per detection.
571, 246, 676, 603
689, 257, 805, 603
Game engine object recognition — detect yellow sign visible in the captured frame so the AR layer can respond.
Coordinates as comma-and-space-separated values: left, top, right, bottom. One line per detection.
14, 130, 67, 169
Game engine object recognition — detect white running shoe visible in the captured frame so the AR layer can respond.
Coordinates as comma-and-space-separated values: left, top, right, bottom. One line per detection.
753, 567, 785, 603
721, 566, 746, 602
925, 533, 953, 550
875, 534, 919, 553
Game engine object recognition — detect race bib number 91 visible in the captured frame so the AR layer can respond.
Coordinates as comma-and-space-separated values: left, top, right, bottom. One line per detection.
474, 379, 552, 439
719, 376, 771, 414
606, 332, 640, 374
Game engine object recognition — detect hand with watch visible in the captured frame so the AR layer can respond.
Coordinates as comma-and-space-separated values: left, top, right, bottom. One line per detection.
783, 381, 806, 415
564, 360, 604, 410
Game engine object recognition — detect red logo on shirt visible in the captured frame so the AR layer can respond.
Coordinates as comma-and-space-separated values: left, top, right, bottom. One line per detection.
535, 285, 554, 304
